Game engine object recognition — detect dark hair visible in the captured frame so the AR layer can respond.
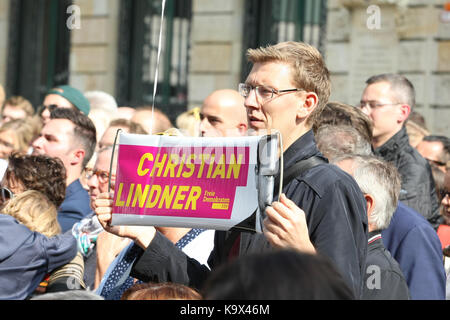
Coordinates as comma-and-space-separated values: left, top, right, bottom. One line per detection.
121, 282, 202, 300
202, 249, 354, 300
50, 107, 97, 168
366, 73, 416, 109
422, 135, 450, 163
5, 153, 67, 208
313, 101, 373, 144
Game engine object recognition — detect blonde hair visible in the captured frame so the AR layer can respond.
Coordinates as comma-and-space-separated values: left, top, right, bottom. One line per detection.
2, 96, 34, 117
0, 119, 36, 153
175, 107, 201, 137
247, 41, 331, 127
2, 190, 61, 237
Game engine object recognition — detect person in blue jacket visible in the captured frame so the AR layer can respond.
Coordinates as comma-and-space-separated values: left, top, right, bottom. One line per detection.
32, 107, 96, 232
382, 201, 446, 300
0, 214, 77, 300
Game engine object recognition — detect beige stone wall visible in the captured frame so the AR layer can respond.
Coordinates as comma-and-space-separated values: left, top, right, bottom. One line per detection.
69, 0, 119, 96
187, 0, 245, 108
326, 0, 450, 136
0, 0, 10, 87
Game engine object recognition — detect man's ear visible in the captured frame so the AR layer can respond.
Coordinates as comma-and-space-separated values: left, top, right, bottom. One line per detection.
297, 92, 318, 119
398, 104, 411, 123
70, 148, 86, 166
365, 193, 375, 217
237, 122, 248, 135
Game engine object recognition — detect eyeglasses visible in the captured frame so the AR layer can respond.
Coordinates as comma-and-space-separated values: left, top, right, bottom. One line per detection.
38, 104, 59, 116
238, 83, 303, 101
425, 158, 447, 168
358, 101, 401, 110
0, 187, 14, 203
85, 169, 112, 184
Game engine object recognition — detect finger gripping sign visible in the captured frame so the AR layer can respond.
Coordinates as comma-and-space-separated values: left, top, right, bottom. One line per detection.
111, 132, 278, 233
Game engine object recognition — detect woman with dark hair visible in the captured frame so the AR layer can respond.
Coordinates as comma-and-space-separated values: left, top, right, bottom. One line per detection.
2, 152, 67, 208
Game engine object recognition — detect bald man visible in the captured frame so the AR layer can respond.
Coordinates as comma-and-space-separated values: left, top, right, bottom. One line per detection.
131, 106, 172, 134
200, 89, 248, 137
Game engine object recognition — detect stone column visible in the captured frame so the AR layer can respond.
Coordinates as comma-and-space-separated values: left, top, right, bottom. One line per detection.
0, 0, 10, 87
188, 0, 245, 108
69, 0, 120, 96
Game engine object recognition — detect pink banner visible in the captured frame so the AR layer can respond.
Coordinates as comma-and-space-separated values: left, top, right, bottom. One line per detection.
113, 144, 249, 220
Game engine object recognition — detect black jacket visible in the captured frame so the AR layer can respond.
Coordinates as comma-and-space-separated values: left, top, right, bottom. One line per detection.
131, 130, 368, 298
362, 231, 410, 300
374, 127, 441, 229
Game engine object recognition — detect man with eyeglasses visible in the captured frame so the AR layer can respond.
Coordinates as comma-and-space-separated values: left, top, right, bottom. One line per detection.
39, 85, 91, 125
416, 135, 450, 173
95, 41, 368, 299
360, 74, 441, 230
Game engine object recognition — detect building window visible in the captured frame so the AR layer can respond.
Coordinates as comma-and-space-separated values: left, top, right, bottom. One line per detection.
241, 0, 327, 80
116, 0, 192, 123
6, 0, 71, 109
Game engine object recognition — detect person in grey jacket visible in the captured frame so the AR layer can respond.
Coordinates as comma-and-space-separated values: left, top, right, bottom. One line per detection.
359, 74, 441, 229
0, 214, 77, 300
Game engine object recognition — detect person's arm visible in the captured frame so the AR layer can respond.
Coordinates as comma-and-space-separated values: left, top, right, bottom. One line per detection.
94, 192, 214, 289
130, 231, 212, 289
40, 232, 78, 273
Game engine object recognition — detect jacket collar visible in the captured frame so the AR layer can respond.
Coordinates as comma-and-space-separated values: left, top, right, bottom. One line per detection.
282, 129, 327, 168
374, 126, 409, 160
368, 230, 382, 245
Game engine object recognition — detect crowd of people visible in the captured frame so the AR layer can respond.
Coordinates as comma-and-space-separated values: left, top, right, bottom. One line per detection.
0, 40, 449, 301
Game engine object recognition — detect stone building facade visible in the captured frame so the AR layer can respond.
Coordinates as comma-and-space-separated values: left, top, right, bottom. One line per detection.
0, 0, 449, 135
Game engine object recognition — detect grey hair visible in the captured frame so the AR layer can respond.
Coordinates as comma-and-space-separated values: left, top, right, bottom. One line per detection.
31, 290, 104, 300
333, 155, 401, 230
366, 73, 416, 109
316, 125, 372, 161
84, 90, 118, 114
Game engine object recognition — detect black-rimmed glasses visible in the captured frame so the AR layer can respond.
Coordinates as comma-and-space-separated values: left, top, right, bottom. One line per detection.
37, 104, 59, 116
0, 187, 14, 203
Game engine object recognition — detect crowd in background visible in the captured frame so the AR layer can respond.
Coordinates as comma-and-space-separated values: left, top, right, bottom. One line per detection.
0, 40, 449, 301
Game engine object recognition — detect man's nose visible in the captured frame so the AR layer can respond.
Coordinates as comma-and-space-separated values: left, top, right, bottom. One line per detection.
244, 88, 259, 110
32, 136, 44, 149
199, 118, 209, 136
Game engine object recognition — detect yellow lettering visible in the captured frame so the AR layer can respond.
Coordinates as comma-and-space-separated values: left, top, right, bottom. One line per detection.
115, 183, 126, 207
212, 154, 226, 179
172, 185, 190, 210
197, 154, 209, 178
125, 183, 135, 207
137, 153, 153, 176
158, 185, 177, 209
185, 186, 202, 210
132, 184, 150, 208
206, 154, 216, 178
150, 153, 167, 177
146, 185, 162, 208
176, 154, 186, 177
163, 154, 179, 178
226, 154, 243, 179
182, 154, 196, 178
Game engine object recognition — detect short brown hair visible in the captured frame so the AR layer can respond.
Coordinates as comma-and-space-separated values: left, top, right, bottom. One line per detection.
2, 96, 34, 117
313, 101, 373, 143
121, 282, 202, 300
247, 41, 331, 126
